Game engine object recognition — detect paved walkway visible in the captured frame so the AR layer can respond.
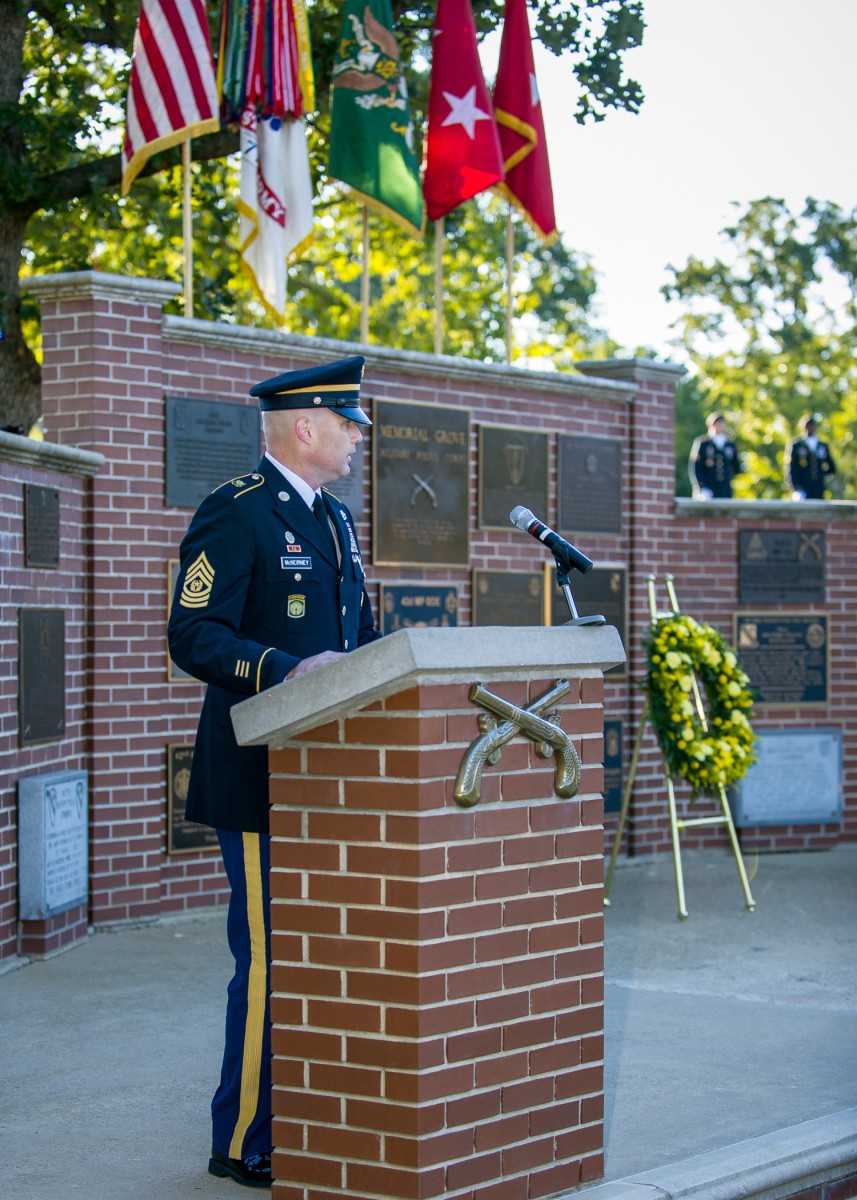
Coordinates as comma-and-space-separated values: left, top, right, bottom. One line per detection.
1, 846, 855, 1198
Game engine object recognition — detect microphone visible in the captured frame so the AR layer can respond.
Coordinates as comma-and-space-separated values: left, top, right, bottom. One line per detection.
509, 506, 594, 574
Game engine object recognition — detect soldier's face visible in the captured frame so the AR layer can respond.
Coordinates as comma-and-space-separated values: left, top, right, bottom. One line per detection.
313, 409, 363, 482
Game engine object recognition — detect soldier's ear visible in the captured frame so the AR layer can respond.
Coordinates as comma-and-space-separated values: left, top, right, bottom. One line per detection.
294, 414, 314, 445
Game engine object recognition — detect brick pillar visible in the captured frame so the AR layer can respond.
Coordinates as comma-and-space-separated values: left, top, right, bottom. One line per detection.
235, 624, 624, 1200
21, 272, 183, 924
577, 358, 685, 858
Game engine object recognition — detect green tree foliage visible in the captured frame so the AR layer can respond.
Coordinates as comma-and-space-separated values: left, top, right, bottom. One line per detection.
1, 0, 644, 431
665, 197, 857, 499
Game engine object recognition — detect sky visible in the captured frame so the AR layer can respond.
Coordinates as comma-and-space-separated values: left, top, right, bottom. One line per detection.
499, 0, 857, 362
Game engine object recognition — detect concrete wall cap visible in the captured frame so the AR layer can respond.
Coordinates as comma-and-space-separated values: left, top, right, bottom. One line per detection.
567, 1107, 857, 1200
675, 496, 857, 520
164, 314, 639, 404
0, 430, 104, 476
232, 623, 626, 747
21, 270, 181, 305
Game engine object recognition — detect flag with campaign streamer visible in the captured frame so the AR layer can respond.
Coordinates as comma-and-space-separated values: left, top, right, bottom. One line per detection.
327, 0, 424, 238
218, 0, 316, 319
492, 0, 557, 242
121, 0, 219, 194
422, 0, 504, 221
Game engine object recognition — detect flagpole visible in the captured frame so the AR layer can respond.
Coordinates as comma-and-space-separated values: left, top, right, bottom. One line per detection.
182, 140, 193, 318
434, 216, 445, 356
360, 205, 370, 344
505, 205, 514, 365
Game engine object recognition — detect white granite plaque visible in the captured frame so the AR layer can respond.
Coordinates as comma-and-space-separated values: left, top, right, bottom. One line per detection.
732, 730, 841, 827
18, 770, 88, 918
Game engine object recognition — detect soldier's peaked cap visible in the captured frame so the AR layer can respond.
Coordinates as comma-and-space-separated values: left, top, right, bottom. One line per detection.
250, 355, 371, 425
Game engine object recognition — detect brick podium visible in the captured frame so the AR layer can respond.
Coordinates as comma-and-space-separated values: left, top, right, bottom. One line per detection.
232, 625, 625, 1200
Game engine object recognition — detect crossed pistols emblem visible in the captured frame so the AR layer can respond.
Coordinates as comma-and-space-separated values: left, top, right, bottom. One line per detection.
454, 680, 581, 808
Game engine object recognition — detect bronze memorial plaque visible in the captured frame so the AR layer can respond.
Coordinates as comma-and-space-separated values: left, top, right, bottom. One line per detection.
379, 583, 459, 633
739, 530, 826, 604
478, 424, 549, 530
373, 399, 470, 568
19, 608, 65, 746
557, 434, 622, 535
603, 719, 623, 814
546, 564, 627, 673
167, 744, 219, 854
24, 484, 60, 568
165, 395, 261, 509
472, 569, 544, 626
734, 612, 829, 706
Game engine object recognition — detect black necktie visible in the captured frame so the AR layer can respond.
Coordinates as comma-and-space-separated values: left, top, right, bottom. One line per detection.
312, 493, 336, 557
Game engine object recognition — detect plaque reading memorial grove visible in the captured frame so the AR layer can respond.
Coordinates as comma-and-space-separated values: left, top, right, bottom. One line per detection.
165, 395, 261, 509
478, 424, 549, 530
472, 570, 543, 626
19, 769, 88, 918
24, 484, 60, 568
734, 613, 829, 706
739, 530, 826, 604
379, 584, 459, 633
373, 399, 470, 568
733, 729, 842, 827
19, 608, 65, 746
168, 744, 219, 854
558, 434, 622, 535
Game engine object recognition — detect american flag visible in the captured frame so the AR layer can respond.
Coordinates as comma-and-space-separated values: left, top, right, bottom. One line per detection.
121, 0, 219, 195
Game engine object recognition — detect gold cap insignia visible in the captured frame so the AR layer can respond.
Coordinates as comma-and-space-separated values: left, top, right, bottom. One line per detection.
180, 551, 215, 609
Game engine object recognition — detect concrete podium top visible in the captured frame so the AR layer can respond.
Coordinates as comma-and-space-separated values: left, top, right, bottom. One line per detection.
232, 624, 625, 748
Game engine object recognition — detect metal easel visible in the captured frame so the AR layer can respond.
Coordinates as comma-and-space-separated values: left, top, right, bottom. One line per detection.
604, 573, 756, 919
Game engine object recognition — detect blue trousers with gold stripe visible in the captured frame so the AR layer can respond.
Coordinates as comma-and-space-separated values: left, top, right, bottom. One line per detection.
212, 831, 272, 1160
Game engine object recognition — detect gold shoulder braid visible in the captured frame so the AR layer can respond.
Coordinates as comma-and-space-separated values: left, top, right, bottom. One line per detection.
213, 473, 265, 498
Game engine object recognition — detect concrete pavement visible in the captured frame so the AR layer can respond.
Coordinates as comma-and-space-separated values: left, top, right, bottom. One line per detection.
1, 845, 855, 1198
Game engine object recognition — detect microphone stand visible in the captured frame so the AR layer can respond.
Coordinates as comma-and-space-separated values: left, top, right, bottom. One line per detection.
554, 556, 605, 627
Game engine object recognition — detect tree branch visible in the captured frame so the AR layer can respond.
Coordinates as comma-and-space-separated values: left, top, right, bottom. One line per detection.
21, 127, 241, 215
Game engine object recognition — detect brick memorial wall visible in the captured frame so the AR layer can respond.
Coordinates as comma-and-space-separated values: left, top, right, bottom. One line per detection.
0, 269, 854, 965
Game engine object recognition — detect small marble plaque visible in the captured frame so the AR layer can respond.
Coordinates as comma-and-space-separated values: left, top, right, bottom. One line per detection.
18, 770, 88, 919
732, 729, 842, 827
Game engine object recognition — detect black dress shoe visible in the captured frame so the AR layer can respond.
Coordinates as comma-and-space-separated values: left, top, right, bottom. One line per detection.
208, 1146, 272, 1188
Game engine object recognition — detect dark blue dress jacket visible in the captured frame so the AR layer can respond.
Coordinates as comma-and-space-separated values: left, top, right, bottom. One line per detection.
168, 457, 380, 833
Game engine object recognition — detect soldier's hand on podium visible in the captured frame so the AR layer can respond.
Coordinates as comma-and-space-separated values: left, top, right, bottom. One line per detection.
287, 650, 346, 679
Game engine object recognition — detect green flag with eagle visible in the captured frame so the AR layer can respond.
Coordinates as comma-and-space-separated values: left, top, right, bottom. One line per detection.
327, 0, 424, 238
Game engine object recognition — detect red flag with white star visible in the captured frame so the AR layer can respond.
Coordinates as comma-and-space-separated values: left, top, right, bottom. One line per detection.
422, 0, 504, 222
493, 0, 557, 242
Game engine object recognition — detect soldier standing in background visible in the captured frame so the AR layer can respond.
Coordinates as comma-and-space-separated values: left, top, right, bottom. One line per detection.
689, 412, 741, 499
785, 413, 836, 499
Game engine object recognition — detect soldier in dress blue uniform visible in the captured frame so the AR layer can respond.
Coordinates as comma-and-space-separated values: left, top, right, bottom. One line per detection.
168, 355, 380, 1189
785, 413, 836, 499
689, 412, 741, 499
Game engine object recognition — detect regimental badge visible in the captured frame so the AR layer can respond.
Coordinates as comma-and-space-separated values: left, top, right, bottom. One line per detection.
180, 551, 215, 609
288, 594, 306, 618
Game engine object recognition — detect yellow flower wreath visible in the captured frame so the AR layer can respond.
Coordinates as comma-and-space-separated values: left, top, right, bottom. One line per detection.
643, 613, 757, 796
